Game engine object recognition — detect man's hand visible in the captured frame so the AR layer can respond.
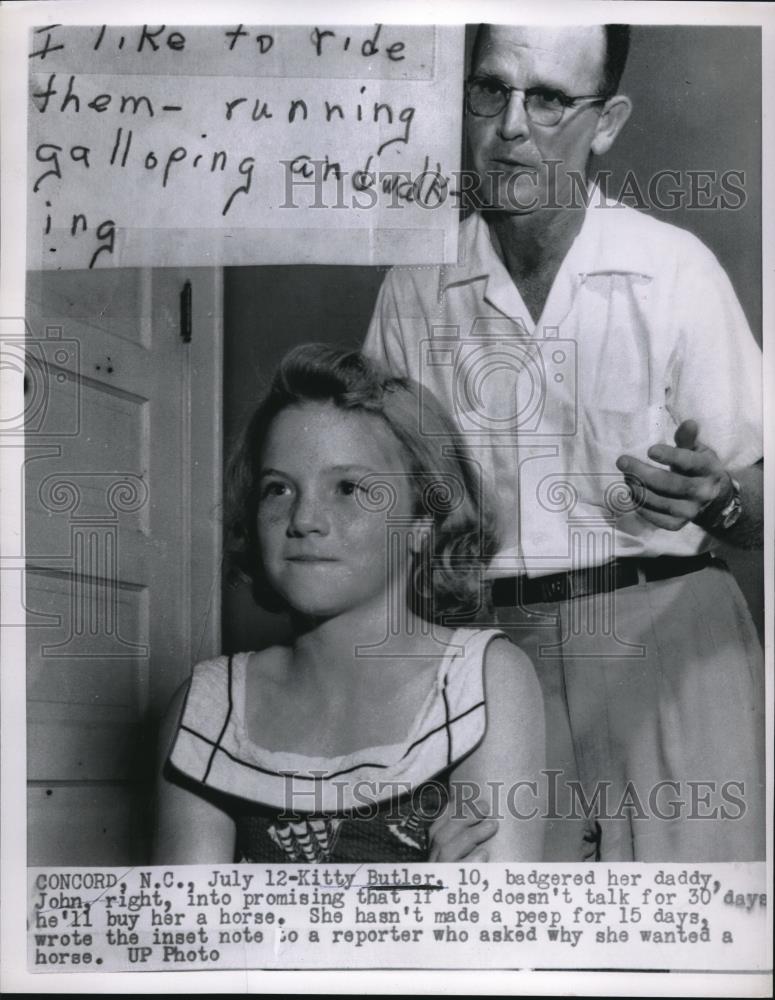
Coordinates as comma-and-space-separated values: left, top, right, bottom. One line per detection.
428, 804, 497, 863
616, 419, 731, 531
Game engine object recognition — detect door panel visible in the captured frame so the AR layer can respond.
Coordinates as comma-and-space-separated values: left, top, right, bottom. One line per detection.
25, 266, 222, 865
28, 785, 143, 867
27, 701, 140, 781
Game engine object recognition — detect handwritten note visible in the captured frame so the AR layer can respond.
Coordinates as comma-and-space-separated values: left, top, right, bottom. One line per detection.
27, 24, 464, 269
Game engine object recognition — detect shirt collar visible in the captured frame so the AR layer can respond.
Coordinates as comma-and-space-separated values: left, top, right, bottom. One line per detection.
440, 183, 658, 297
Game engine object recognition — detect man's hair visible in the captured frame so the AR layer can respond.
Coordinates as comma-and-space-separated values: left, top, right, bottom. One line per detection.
471, 23, 631, 97
601, 25, 631, 97
224, 343, 498, 623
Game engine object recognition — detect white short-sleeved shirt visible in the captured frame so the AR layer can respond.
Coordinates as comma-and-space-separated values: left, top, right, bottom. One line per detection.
364, 193, 763, 576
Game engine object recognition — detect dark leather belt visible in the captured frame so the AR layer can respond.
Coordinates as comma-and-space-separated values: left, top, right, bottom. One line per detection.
491, 553, 718, 606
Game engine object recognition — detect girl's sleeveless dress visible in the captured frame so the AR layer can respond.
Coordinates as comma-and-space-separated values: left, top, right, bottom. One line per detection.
168, 627, 505, 863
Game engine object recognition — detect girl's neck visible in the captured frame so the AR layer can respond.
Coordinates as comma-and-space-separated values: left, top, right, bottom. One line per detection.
247, 603, 454, 759
288, 601, 447, 679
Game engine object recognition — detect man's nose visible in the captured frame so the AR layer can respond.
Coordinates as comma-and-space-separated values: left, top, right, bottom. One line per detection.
498, 90, 531, 142
288, 490, 330, 536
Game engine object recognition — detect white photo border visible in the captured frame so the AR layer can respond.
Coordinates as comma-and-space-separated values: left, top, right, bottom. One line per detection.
2, 0, 773, 995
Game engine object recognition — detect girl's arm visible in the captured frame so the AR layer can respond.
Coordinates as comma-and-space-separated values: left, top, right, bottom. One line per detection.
443, 638, 545, 862
152, 682, 237, 864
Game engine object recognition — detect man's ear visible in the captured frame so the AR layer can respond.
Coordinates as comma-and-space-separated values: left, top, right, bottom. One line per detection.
591, 95, 632, 156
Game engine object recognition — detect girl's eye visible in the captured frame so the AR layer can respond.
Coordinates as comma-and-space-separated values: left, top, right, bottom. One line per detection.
337, 479, 365, 497
260, 480, 291, 499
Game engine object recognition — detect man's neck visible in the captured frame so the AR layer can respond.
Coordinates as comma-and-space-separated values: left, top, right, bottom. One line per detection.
487, 206, 586, 281
484, 206, 587, 324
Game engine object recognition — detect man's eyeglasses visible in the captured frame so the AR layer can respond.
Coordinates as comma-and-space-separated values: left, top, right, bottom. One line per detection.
466, 76, 608, 127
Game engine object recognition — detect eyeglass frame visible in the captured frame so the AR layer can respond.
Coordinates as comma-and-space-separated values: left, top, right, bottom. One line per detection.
465, 75, 610, 127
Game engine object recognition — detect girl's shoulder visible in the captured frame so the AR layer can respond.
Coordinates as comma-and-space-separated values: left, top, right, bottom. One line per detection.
441, 626, 535, 712
187, 645, 289, 686
181, 647, 289, 734
178, 653, 233, 743
167, 648, 289, 803
478, 630, 535, 675
188, 652, 230, 684
167, 631, 535, 813
442, 625, 525, 680
431, 627, 500, 718
477, 631, 540, 703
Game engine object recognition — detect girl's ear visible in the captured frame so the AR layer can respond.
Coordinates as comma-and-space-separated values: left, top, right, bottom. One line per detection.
407, 516, 433, 555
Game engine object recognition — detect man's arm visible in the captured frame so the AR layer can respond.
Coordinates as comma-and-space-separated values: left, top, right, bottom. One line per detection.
615, 229, 763, 550
617, 419, 763, 549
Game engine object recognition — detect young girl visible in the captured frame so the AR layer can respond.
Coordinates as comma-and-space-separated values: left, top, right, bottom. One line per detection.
154, 345, 544, 864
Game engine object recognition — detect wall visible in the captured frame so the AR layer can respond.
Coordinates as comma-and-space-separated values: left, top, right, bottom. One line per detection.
222, 25, 763, 653
601, 25, 761, 337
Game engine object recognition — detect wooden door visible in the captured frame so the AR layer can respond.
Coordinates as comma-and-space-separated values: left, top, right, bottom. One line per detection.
25, 267, 222, 865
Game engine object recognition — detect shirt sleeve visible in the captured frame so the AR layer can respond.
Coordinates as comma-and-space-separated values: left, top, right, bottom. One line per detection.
667, 239, 763, 469
362, 270, 411, 377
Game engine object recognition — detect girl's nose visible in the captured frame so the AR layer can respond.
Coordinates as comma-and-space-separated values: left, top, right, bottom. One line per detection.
287, 492, 330, 536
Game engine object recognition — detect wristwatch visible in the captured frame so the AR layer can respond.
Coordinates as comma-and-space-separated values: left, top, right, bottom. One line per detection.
696, 475, 743, 532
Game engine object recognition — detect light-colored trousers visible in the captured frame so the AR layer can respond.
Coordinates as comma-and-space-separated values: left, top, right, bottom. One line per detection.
491, 562, 765, 862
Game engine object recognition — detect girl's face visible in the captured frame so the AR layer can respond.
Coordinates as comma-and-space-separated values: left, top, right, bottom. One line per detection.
256, 401, 419, 620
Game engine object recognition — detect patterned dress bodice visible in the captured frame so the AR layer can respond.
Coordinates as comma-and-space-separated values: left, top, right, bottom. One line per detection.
168, 628, 504, 863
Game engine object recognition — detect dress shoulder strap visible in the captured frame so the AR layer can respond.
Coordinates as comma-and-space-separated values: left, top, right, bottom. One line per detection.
167, 633, 511, 812
168, 654, 233, 786
439, 627, 508, 764
442, 627, 508, 687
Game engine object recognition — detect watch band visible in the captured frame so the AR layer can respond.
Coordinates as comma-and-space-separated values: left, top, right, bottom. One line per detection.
696, 475, 742, 532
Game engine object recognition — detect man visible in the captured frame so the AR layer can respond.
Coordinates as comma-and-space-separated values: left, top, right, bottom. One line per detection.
364, 25, 764, 861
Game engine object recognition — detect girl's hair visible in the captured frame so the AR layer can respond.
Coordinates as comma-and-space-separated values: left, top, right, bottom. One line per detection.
225, 343, 499, 623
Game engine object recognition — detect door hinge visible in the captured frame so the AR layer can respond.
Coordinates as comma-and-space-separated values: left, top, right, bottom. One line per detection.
180, 279, 192, 343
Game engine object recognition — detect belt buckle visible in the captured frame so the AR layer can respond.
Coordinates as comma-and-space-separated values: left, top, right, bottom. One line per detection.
542, 574, 567, 602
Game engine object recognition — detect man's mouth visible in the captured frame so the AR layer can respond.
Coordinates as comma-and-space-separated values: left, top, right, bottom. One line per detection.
286, 555, 339, 563
492, 158, 540, 171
